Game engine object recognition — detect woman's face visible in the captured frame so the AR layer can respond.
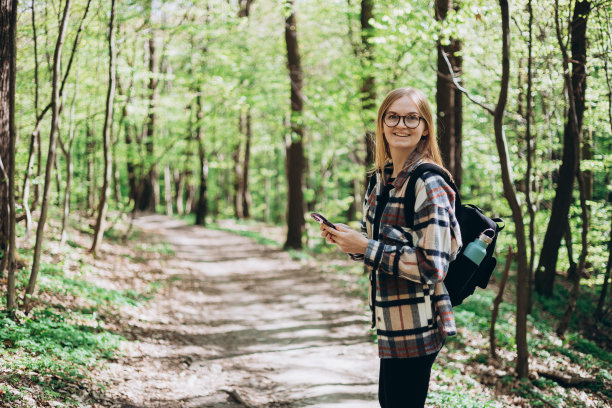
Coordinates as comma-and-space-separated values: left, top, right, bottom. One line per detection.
382, 95, 428, 154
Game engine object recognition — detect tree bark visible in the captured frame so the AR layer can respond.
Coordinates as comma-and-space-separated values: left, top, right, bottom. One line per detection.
136, 2, 159, 212
360, 0, 375, 172
174, 169, 185, 215
284, 2, 305, 249
241, 109, 252, 219
58, 72, 79, 244
0, 0, 18, 312
86, 124, 95, 212
525, 0, 537, 313
233, 119, 244, 218
535, 0, 590, 297
490, 246, 513, 359
435, 0, 463, 189
91, 0, 117, 256
492, 0, 529, 378
194, 93, 208, 226
555, 0, 591, 336
164, 164, 173, 216
595, 215, 612, 320
25, 0, 73, 310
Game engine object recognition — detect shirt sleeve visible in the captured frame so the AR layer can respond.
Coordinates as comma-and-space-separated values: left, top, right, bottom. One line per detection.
363, 174, 460, 284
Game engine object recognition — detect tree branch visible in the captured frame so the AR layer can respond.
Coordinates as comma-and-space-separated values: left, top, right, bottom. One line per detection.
440, 51, 495, 115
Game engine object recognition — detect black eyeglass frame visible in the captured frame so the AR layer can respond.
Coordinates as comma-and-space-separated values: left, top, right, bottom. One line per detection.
383, 113, 425, 129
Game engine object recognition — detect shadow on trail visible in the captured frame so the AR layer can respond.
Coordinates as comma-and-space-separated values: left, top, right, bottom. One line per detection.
97, 215, 378, 408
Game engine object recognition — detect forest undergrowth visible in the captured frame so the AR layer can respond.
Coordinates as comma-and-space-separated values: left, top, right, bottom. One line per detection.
1, 213, 610, 407
0, 210, 174, 407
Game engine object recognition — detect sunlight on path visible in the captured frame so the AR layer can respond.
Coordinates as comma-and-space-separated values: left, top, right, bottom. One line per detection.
95, 215, 379, 408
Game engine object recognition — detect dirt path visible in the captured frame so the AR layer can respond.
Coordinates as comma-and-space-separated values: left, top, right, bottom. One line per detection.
95, 215, 379, 408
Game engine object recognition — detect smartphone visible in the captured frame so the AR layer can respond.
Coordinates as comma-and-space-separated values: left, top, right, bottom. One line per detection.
310, 212, 337, 230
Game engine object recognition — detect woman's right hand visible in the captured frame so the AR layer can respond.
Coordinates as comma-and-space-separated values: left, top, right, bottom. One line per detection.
320, 224, 336, 244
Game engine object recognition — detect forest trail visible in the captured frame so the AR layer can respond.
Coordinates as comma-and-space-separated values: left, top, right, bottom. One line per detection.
94, 215, 379, 408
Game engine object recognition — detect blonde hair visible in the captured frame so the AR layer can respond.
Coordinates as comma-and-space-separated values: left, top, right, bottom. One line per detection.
372, 87, 447, 174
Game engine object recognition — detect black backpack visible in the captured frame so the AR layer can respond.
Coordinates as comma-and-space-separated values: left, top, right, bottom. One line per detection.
367, 163, 504, 306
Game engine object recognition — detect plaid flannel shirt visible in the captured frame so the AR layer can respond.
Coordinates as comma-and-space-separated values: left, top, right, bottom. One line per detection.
351, 150, 462, 358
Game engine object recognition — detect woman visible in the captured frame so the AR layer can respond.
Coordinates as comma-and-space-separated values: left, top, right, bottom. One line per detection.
320, 87, 462, 408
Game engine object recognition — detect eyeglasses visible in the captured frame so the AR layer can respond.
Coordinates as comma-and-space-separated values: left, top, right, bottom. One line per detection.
383, 113, 424, 129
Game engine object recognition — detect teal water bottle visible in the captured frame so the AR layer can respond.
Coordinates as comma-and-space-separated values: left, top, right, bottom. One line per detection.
463, 228, 495, 266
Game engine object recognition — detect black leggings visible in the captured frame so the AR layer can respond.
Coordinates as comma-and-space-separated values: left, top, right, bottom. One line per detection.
378, 351, 440, 408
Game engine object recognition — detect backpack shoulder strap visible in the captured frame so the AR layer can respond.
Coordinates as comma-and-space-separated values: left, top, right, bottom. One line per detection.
403, 163, 459, 228
366, 172, 377, 197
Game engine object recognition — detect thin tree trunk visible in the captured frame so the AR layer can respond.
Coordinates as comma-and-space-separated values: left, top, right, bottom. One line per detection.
22, 0, 39, 237
0, 0, 18, 312
535, 0, 590, 297
233, 117, 244, 219
174, 169, 185, 215
493, 0, 529, 378
54, 147, 62, 205
112, 125, 121, 204
0, 0, 16, 270
555, 0, 591, 335
59, 71, 79, 243
490, 246, 513, 359
525, 0, 537, 313
86, 124, 95, 211
194, 93, 207, 226
24, 0, 91, 224
284, 0, 305, 249
91, 0, 117, 255
595, 214, 612, 320
449, 0, 529, 378
164, 164, 173, 216
564, 220, 577, 280
25, 0, 72, 310
557, 168, 590, 336
139, 22, 159, 212
241, 109, 252, 219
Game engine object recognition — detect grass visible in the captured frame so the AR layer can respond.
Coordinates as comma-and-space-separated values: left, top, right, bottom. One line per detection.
0, 215, 170, 407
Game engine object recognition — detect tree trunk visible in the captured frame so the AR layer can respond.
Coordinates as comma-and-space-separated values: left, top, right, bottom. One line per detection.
25, 0, 72, 310
91, 0, 116, 256
136, 3, 159, 213
112, 125, 122, 204
525, 0, 537, 313
174, 169, 185, 215
435, 0, 463, 188
535, 0, 590, 297
59, 72, 79, 244
284, 2, 305, 249
490, 246, 513, 359
0, 0, 17, 271
555, 0, 591, 336
22, 0, 39, 238
0, 0, 17, 313
492, 0, 530, 378
557, 168, 590, 337
360, 0, 375, 175
194, 94, 208, 226
86, 124, 95, 212
595, 215, 612, 320
233, 117, 244, 219
242, 109, 252, 219
164, 164, 173, 216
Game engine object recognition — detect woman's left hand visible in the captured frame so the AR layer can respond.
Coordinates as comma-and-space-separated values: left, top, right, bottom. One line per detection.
320, 223, 369, 255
